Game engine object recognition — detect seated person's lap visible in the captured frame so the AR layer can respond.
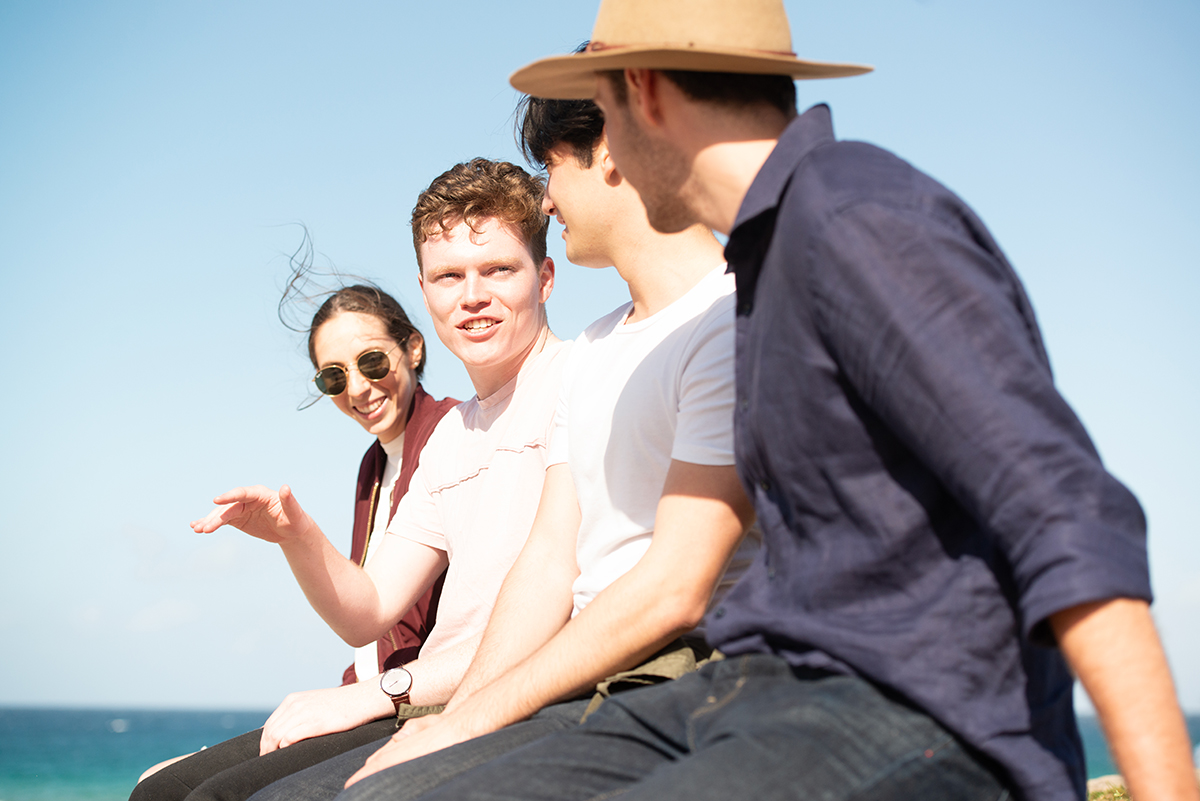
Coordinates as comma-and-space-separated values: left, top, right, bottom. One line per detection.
349, 658, 1007, 801
252, 699, 590, 801
130, 718, 398, 801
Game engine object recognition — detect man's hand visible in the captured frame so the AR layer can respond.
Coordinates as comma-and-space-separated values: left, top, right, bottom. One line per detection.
344, 709, 479, 787
259, 680, 394, 755
190, 484, 314, 544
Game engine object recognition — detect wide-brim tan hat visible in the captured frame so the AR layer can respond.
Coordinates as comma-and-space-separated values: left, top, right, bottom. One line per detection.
510, 0, 872, 99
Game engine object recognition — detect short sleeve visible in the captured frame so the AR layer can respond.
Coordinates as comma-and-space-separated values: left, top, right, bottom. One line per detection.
545, 346, 578, 468
671, 294, 738, 467
387, 445, 447, 553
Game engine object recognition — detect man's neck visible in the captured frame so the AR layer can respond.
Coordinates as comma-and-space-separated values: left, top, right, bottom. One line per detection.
467, 324, 557, 401
676, 103, 793, 236
692, 136, 784, 236
612, 225, 726, 324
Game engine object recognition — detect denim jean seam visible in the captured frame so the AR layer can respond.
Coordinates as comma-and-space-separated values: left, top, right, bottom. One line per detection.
846, 732, 1006, 800
685, 658, 753, 752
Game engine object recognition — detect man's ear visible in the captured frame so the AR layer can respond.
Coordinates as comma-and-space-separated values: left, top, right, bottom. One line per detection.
625, 68, 666, 130
417, 266, 431, 315
538, 256, 555, 303
596, 136, 622, 187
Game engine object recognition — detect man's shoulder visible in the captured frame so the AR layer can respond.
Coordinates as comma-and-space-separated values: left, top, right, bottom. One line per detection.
418, 400, 470, 452
416, 341, 571, 486
780, 120, 971, 235
586, 267, 734, 342
579, 302, 633, 344
792, 137, 926, 212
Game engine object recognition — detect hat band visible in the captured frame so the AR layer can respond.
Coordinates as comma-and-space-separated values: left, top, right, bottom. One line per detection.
586, 40, 798, 58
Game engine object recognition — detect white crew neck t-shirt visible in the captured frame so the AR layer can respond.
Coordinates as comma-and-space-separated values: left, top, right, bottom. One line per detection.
548, 266, 758, 623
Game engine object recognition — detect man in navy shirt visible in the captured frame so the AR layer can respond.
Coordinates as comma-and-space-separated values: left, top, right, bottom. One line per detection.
453, 1, 1196, 800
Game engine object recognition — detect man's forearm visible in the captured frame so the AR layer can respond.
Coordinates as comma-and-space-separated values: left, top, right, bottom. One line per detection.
1051, 598, 1199, 801
344, 463, 753, 785
448, 463, 752, 733
404, 633, 483, 706
442, 540, 719, 735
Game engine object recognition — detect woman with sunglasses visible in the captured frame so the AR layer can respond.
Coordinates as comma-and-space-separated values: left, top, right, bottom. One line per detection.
304, 284, 459, 688
131, 284, 457, 798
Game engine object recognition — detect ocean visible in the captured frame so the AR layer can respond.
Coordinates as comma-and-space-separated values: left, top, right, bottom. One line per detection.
1, 707, 1197, 800
0, 708, 270, 801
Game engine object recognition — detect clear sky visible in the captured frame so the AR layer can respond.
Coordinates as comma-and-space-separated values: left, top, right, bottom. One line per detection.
1, 0, 1197, 716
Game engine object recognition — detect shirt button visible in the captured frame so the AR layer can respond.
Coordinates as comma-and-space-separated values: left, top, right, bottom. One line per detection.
739, 397, 749, 410
759, 479, 771, 492
714, 607, 726, 619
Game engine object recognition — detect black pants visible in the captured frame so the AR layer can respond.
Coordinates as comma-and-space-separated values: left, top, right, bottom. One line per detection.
128, 717, 398, 801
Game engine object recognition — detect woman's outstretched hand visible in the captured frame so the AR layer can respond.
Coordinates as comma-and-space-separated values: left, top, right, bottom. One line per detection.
190, 484, 313, 543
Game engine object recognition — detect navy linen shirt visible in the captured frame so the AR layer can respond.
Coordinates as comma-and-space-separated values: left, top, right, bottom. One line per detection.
706, 105, 1152, 801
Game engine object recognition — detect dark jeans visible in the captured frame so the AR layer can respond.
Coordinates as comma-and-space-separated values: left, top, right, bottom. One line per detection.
340, 655, 1011, 801
249, 699, 590, 801
128, 718, 398, 801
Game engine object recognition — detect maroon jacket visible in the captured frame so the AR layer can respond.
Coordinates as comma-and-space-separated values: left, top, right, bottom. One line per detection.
340, 384, 459, 685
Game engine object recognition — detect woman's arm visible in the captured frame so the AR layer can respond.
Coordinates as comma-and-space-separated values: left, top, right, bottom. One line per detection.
191, 484, 447, 646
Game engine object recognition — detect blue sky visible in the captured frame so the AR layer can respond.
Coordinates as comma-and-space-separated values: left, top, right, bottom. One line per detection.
1, 0, 1197, 716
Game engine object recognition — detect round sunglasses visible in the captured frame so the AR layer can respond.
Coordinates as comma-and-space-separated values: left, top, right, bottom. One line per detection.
313, 343, 401, 396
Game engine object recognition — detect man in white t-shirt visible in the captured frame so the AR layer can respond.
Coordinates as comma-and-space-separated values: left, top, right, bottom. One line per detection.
154, 159, 569, 801
277, 95, 757, 800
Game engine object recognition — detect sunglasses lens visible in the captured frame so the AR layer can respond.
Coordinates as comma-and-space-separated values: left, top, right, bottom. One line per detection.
358, 351, 391, 380
315, 366, 347, 396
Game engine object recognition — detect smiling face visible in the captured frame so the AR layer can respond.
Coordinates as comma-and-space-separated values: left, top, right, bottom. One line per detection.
542, 142, 614, 269
419, 216, 554, 398
311, 311, 423, 444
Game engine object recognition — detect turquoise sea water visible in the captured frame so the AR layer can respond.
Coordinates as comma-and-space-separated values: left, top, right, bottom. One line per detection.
0, 708, 270, 801
1, 707, 1197, 800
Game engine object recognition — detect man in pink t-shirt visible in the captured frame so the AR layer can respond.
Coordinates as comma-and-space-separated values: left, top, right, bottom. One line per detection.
145, 159, 569, 801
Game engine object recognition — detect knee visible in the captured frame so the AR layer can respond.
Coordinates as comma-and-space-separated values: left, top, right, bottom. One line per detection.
128, 768, 191, 801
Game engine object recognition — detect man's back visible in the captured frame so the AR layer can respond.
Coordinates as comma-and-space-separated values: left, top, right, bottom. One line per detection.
712, 103, 1150, 800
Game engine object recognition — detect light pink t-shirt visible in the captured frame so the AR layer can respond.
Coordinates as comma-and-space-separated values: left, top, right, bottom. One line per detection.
386, 338, 570, 657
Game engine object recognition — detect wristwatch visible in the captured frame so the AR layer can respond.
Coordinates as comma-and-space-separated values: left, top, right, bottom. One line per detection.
380, 664, 413, 713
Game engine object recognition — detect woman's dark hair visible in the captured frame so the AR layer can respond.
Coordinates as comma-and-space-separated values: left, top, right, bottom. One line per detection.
279, 227, 426, 382
307, 284, 425, 378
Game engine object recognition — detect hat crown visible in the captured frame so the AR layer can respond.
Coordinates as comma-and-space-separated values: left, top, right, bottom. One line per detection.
592, 0, 794, 55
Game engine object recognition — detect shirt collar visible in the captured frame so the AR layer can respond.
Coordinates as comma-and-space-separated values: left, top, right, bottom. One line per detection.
724, 104, 836, 312
732, 104, 836, 231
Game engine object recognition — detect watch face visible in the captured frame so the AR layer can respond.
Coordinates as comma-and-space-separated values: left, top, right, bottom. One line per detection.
380, 667, 412, 696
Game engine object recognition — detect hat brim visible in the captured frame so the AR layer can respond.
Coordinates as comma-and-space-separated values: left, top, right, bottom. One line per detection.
510, 46, 872, 99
